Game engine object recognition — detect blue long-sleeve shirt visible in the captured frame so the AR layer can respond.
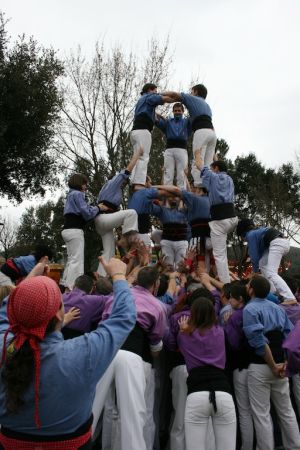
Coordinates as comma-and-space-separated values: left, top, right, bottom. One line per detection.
201, 166, 235, 206
97, 170, 130, 208
128, 187, 159, 214
180, 93, 212, 122
134, 93, 164, 122
151, 205, 188, 225
156, 116, 191, 142
244, 227, 269, 273
64, 189, 99, 221
181, 191, 210, 222
243, 297, 293, 356
0, 280, 136, 435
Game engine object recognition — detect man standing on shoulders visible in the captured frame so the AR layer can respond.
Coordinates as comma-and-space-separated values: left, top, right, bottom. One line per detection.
195, 155, 237, 284
156, 103, 191, 189
131, 83, 173, 187
162, 84, 217, 186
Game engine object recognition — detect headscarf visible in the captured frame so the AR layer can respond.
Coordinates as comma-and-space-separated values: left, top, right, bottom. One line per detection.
1, 276, 62, 428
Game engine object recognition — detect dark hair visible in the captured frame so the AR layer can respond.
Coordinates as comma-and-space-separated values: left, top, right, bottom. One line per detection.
249, 276, 270, 299
173, 102, 184, 111
187, 287, 215, 307
192, 84, 207, 99
68, 173, 88, 190
157, 274, 169, 297
74, 274, 94, 294
95, 277, 113, 295
230, 283, 250, 304
140, 83, 157, 95
236, 219, 255, 237
137, 267, 159, 289
34, 244, 53, 262
211, 160, 227, 173
187, 297, 216, 334
221, 283, 232, 300
2, 316, 58, 414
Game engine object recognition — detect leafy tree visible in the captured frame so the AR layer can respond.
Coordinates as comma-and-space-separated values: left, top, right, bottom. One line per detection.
0, 12, 64, 202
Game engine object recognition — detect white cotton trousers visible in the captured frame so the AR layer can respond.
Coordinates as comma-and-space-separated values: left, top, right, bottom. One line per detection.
94, 210, 138, 276
191, 129, 217, 186
92, 350, 147, 450
184, 391, 236, 450
160, 239, 188, 268
61, 228, 84, 289
209, 217, 238, 284
163, 148, 188, 189
247, 363, 300, 450
169, 365, 188, 450
130, 129, 152, 185
259, 238, 295, 300
232, 369, 254, 450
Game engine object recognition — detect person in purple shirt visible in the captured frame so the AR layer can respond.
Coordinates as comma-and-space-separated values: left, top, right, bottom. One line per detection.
92, 266, 167, 450
130, 83, 173, 186
177, 297, 236, 450
224, 282, 254, 450
62, 275, 109, 339
94, 150, 143, 276
283, 320, 300, 416
61, 173, 106, 290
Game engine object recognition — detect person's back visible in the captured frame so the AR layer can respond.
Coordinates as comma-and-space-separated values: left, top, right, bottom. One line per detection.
0, 258, 136, 447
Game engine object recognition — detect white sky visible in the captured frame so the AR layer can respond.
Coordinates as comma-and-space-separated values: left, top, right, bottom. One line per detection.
1, 0, 300, 220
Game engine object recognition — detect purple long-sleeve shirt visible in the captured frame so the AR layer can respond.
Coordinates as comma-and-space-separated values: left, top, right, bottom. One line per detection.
279, 303, 300, 326
283, 320, 300, 375
63, 288, 108, 333
224, 308, 244, 351
102, 285, 167, 351
177, 325, 226, 372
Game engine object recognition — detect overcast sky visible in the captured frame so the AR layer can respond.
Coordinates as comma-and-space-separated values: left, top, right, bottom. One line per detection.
1, 0, 300, 220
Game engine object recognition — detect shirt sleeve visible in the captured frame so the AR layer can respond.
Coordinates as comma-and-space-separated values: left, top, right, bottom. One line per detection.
224, 313, 243, 351
156, 118, 167, 133
243, 306, 267, 356
86, 280, 137, 384
74, 192, 99, 221
246, 232, 260, 273
200, 166, 212, 191
146, 94, 164, 106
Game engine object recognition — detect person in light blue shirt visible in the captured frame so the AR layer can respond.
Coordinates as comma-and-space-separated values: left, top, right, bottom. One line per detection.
161, 84, 217, 186
156, 103, 191, 189
94, 150, 143, 275
236, 219, 295, 301
0, 257, 136, 447
242, 275, 300, 450
130, 83, 173, 186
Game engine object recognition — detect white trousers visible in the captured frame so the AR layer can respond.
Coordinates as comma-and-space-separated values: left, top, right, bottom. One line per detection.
247, 363, 300, 450
170, 365, 188, 450
130, 129, 152, 185
233, 369, 254, 450
259, 238, 295, 300
185, 391, 236, 450
61, 228, 84, 289
92, 350, 147, 450
293, 373, 300, 417
191, 128, 217, 186
209, 217, 238, 284
94, 210, 138, 276
160, 239, 188, 268
163, 148, 188, 189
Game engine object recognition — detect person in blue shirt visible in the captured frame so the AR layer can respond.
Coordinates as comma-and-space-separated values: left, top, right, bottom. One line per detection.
161, 84, 217, 186
236, 219, 296, 301
94, 150, 143, 276
156, 103, 191, 189
130, 83, 173, 186
0, 256, 136, 448
242, 275, 300, 450
195, 156, 238, 284
61, 173, 107, 290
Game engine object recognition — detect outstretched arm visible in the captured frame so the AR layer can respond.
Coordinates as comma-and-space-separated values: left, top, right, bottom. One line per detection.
161, 91, 182, 102
127, 147, 144, 172
153, 185, 181, 196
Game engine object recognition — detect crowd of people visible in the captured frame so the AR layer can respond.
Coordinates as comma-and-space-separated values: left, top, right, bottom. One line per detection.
0, 82, 299, 450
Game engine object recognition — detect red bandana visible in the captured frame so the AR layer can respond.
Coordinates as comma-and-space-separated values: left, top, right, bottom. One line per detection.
1, 276, 62, 428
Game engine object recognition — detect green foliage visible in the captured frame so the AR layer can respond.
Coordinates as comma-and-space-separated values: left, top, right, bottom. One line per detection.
0, 13, 63, 202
